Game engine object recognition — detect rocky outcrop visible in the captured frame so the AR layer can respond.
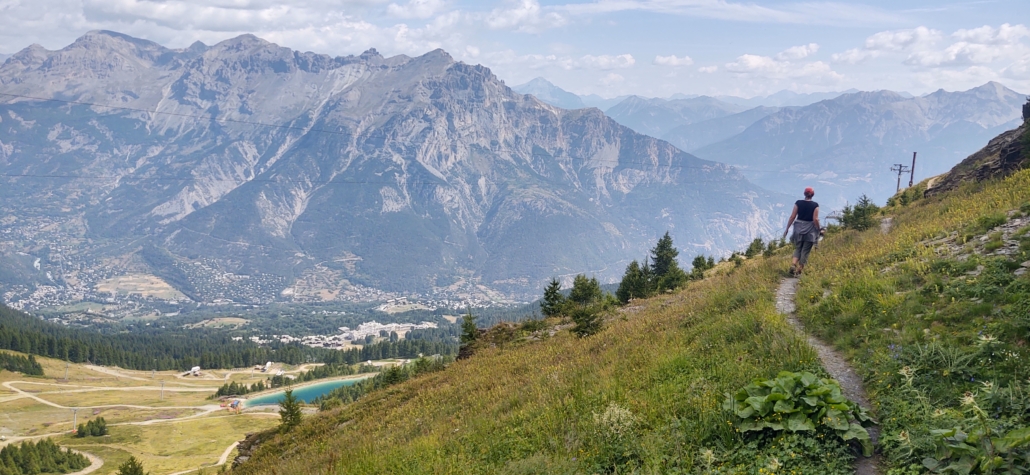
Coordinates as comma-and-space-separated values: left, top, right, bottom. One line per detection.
924, 123, 1027, 197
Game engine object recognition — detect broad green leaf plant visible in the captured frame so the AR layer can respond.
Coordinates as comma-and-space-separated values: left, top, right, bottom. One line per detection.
723, 371, 877, 456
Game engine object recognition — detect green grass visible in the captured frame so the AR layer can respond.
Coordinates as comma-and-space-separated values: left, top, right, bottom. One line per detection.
795, 169, 1030, 473
230, 172, 1030, 475
233, 258, 842, 475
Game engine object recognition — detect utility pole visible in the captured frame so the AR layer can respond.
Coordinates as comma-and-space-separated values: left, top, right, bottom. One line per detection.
72, 408, 78, 432
891, 164, 910, 193
64, 361, 69, 381
909, 152, 917, 188
160, 381, 165, 400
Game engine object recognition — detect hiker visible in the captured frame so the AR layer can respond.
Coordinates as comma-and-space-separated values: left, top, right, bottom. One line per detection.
782, 187, 820, 276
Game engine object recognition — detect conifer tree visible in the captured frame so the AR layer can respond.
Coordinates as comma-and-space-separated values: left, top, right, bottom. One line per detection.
616, 261, 648, 304
540, 278, 566, 317
650, 232, 687, 291
278, 388, 303, 433
569, 275, 602, 306
459, 309, 478, 346
116, 456, 147, 475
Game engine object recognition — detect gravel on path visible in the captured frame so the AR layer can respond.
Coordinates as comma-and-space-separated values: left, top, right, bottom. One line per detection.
776, 277, 881, 475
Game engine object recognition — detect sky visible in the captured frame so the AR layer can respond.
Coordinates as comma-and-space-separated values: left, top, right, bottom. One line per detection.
0, 0, 1028, 98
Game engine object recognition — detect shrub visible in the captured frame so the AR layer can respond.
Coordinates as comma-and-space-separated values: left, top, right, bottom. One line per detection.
723, 371, 876, 456
840, 195, 880, 231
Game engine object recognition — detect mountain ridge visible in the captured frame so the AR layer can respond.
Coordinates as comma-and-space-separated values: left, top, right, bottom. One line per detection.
0, 30, 787, 306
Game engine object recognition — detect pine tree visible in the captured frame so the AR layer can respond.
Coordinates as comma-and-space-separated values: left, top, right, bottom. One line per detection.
650, 232, 688, 291
616, 261, 648, 304
540, 278, 566, 317
569, 275, 602, 306
278, 388, 303, 433
459, 310, 478, 346
116, 456, 147, 475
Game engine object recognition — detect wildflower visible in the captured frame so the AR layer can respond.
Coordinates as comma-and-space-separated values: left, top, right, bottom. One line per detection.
898, 366, 916, 385
977, 334, 998, 346
960, 391, 976, 407
767, 457, 781, 471
897, 430, 911, 445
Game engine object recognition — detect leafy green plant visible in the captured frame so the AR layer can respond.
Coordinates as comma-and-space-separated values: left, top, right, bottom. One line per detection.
923, 389, 1030, 474
723, 371, 877, 456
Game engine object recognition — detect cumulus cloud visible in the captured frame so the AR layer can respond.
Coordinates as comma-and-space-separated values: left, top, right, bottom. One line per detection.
485, 0, 566, 33
698, 65, 718, 73
599, 73, 624, 86
831, 23, 1030, 70
653, 54, 693, 66
775, 43, 818, 60
387, 0, 449, 19
725, 44, 840, 81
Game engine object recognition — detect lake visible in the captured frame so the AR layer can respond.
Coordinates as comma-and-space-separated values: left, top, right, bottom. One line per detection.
245, 376, 373, 407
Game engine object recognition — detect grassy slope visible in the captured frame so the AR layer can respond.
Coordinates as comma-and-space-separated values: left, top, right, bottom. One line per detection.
234, 260, 823, 474
236, 169, 1030, 475
796, 169, 1030, 472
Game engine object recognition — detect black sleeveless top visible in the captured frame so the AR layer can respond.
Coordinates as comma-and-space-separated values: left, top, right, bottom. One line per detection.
795, 200, 818, 221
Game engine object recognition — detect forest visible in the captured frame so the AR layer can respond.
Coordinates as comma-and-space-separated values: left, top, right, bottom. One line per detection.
0, 439, 90, 475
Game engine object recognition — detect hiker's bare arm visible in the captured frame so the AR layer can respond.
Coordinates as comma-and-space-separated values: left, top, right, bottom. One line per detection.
813, 207, 820, 231
783, 205, 798, 238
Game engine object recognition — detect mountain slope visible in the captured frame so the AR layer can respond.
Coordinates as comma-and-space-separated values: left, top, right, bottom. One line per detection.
605, 95, 746, 138
511, 77, 586, 109
229, 124, 1030, 475
0, 31, 787, 304
661, 106, 780, 152
693, 83, 1026, 207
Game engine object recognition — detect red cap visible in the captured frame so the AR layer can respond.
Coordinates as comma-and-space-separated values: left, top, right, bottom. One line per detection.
804, 187, 814, 195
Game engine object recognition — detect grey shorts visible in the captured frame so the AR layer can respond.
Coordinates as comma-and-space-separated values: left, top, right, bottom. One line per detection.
793, 240, 815, 264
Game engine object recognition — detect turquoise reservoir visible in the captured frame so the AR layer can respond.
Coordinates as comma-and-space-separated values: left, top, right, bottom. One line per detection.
245, 376, 372, 407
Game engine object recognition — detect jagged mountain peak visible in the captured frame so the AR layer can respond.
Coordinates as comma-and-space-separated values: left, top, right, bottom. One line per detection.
0, 30, 786, 302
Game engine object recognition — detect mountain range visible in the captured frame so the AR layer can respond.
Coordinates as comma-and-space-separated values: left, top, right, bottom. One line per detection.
693, 82, 1026, 207
0, 31, 786, 306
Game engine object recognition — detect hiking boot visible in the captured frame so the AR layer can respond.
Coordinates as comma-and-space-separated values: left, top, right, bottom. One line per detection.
789, 264, 797, 277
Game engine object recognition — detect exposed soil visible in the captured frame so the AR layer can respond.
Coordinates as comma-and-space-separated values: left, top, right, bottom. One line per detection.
776, 277, 881, 475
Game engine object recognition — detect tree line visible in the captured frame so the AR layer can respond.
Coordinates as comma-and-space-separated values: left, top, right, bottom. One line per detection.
0, 439, 90, 475
0, 303, 457, 371
538, 232, 790, 337
0, 352, 43, 376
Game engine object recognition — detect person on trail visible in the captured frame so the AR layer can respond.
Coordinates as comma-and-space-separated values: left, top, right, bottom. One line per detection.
782, 187, 820, 276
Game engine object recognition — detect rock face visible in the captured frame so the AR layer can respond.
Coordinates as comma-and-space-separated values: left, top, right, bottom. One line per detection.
0, 31, 786, 302
694, 83, 1026, 208
924, 123, 1027, 196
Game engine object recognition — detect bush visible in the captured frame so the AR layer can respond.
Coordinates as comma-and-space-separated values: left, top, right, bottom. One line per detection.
723, 371, 876, 456
840, 195, 880, 231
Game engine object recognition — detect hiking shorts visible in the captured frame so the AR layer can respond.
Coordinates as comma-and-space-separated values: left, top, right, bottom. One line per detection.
793, 240, 815, 265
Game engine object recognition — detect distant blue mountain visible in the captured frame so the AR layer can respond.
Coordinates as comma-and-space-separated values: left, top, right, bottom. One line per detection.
511, 77, 586, 110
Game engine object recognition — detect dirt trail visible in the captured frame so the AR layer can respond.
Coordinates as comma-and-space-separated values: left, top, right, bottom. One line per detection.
776, 277, 880, 475
167, 441, 240, 475
65, 450, 103, 475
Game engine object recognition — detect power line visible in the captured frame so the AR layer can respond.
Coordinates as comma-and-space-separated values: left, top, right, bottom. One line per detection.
890, 163, 910, 193
0, 91, 806, 177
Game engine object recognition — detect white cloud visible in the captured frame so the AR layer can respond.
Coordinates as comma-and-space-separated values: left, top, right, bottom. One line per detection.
653, 54, 693, 66
775, 43, 818, 61
724, 52, 841, 82
698, 65, 718, 73
599, 72, 624, 86
580, 54, 635, 69
387, 0, 448, 19
485, 0, 566, 33
831, 24, 1030, 70
952, 23, 1030, 45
